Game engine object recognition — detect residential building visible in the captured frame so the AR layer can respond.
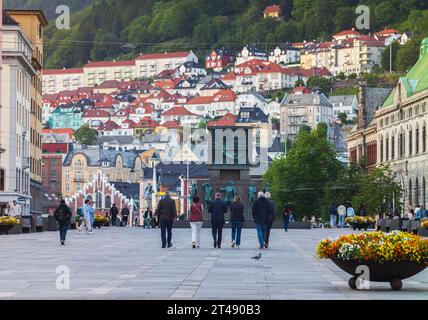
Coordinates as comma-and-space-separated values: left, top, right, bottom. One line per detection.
84, 60, 136, 87
269, 44, 300, 65
135, 51, 198, 79
263, 4, 282, 20
236, 92, 268, 114
236, 46, 267, 65
329, 95, 359, 121
205, 49, 235, 72
160, 106, 201, 125
49, 104, 82, 131
62, 146, 144, 197
8, 9, 48, 216
0, 11, 34, 214
280, 87, 334, 141
42, 68, 84, 94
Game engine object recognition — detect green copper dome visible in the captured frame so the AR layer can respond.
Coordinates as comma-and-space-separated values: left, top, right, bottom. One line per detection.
420, 38, 428, 58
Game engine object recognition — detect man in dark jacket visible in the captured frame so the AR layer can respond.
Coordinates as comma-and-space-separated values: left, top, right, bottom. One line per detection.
264, 192, 276, 248
121, 206, 130, 227
110, 204, 118, 226
54, 200, 72, 245
157, 192, 177, 248
252, 192, 272, 249
208, 193, 228, 248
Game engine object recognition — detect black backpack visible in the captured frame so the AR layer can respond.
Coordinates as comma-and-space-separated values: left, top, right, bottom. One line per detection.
56, 206, 68, 223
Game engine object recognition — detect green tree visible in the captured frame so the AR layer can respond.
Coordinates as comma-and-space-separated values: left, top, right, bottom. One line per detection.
307, 76, 332, 94
337, 112, 348, 124
264, 123, 343, 219
295, 79, 305, 87
74, 125, 98, 146
396, 37, 422, 73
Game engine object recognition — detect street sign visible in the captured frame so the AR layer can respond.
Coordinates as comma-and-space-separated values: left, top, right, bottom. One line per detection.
17, 197, 27, 202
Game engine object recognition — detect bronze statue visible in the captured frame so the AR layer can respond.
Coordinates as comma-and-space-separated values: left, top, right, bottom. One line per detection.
220, 180, 236, 205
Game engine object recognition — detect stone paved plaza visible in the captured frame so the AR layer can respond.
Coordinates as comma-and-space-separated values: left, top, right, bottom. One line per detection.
0, 227, 427, 300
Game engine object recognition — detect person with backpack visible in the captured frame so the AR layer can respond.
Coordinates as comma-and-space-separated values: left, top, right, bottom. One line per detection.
189, 195, 204, 249
156, 192, 177, 248
54, 200, 72, 245
121, 205, 130, 227
110, 203, 118, 226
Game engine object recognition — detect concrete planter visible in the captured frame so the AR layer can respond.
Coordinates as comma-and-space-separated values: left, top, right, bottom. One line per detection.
0, 224, 22, 235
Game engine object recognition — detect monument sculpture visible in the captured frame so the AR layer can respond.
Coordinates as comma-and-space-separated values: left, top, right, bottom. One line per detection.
220, 181, 236, 205
203, 183, 214, 207
144, 183, 154, 208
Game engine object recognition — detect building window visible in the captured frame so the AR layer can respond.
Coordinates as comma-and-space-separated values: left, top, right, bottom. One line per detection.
423, 126, 427, 153
409, 130, 413, 156
51, 159, 57, 166
423, 177, 426, 206
96, 192, 102, 209
415, 178, 420, 206
416, 128, 420, 155
0, 169, 4, 191
391, 136, 395, 160
385, 137, 389, 161
409, 179, 412, 206
105, 195, 112, 209
380, 138, 384, 162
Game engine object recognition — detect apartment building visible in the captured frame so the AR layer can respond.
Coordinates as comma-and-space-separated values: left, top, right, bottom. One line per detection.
42, 68, 84, 94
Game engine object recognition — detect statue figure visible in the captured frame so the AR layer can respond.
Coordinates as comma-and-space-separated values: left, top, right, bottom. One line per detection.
248, 182, 257, 205
190, 181, 198, 203
144, 183, 154, 208
220, 180, 236, 205
264, 181, 270, 193
203, 183, 213, 207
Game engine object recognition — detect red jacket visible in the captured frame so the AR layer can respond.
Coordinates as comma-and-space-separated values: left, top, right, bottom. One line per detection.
189, 203, 204, 222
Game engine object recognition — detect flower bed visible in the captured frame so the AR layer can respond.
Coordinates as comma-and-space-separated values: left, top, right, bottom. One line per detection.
345, 216, 376, 230
93, 215, 109, 228
317, 231, 428, 290
0, 216, 21, 225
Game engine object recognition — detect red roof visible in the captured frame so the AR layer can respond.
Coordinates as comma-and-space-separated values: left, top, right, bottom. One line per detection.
42, 143, 70, 154
147, 89, 172, 100
161, 121, 182, 129
85, 60, 135, 68
186, 96, 213, 105
99, 120, 120, 131
97, 80, 120, 89
42, 128, 74, 139
221, 72, 237, 81
82, 110, 110, 118
213, 90, 238, 102
334, 29, 361, 37
43, 68, 83, 75
121, 119, 137, 128
375, 28, 402, 35
137, 51, 192, 60
291, 86, 312, 94
137, 117, 160, 128
161, 106, 199, 117
208, 113, 237, 127
263, 4, 281, 14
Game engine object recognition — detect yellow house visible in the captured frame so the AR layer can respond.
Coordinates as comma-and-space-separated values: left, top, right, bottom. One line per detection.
300, 53, 314, 70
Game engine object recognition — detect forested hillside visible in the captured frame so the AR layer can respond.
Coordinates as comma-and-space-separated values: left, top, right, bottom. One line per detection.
3, 0, 94, 19
38, 0, 428, 71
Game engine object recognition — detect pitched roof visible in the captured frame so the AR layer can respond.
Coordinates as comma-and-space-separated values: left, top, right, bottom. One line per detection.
161, 106, 199, 117
136, 51, 192, 60
82, 110, 111, 118
99, 120, 120, 131
375, 28, 402, 35
263, 4, 282, 14
334, 29, 361, 37
97, 80, 120, 89
63, 147, 140, 167
207, 113, 237, 127
42, 128, 74, 139
213, 89, 238, 102
160, 121, 182, 129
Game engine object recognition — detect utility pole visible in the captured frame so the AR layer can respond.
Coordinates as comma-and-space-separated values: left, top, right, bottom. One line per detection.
390, 42, 392, 73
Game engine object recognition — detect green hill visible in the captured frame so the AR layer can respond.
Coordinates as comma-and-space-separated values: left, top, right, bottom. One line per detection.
38, 0, 428, 70
3, 0, 94, 19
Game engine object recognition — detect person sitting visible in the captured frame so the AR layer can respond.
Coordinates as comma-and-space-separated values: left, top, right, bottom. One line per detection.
143, 208, 154, 228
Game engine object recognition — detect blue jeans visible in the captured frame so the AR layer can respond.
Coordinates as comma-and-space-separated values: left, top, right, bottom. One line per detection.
338, 215, 345, 227
330, 215, 337, 228
231, 221, 242, 246
255, 223, 267, 248
283, 216, 290, 231
59, 223, 69, 242
160, 220, 173, 246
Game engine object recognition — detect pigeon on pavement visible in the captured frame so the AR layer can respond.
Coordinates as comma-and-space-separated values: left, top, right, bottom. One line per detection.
251, 253, 262, 260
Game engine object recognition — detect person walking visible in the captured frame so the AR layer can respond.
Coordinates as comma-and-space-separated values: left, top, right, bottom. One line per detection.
157, 192, 177, 248
54, 200, 72, 245
121, 205, 130, 227
78, 200, 93, 234
346, 204, 355, 218
229, 195, 244, 248
329, 203, 338, 228
189, 195, 204, 249
89, 200, 95, 228
264, 192, 276, 248
8, 200, 22, 218
283, 207, 292, 232
252, 191, 272, 249
208, 193, 228, 249
110, 203, 118, 226
337, 204, 346, 228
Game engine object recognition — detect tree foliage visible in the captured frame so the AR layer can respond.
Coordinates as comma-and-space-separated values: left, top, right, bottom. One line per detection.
74, 125, 98, 146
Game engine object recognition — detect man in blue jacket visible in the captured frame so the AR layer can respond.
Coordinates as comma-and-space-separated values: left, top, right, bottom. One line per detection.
208, 193, 228, 249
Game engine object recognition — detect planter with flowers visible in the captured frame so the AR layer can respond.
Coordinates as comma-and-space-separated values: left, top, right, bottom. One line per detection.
421, 220, 428, 230
345, 216, 376, 231
317, 231, 428, 290
93, 215, 109, 229
0, 216, 22, 235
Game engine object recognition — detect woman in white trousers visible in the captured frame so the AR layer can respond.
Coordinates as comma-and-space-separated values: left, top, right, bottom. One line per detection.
189, 195, 204, 249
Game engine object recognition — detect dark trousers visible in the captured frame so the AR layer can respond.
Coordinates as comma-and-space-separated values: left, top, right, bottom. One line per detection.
283, 216, 290, 231
265, 218, 274, 245
160, 220, 173, 246
59, 223, 68, 242
231, 220, 242, 246
111, 214, 117, 226
211, 221, 224, 246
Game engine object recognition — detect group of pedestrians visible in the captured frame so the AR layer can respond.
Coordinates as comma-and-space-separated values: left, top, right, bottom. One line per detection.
328, 203, 357, 228
109, 203, 131, 227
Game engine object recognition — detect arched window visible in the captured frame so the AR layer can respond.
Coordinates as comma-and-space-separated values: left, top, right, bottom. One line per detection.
409, 179, 412, 207
0, 169, 5, 191
105, 195, 112, 209
96, 192, 102, 209
416, 127, 420, 154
